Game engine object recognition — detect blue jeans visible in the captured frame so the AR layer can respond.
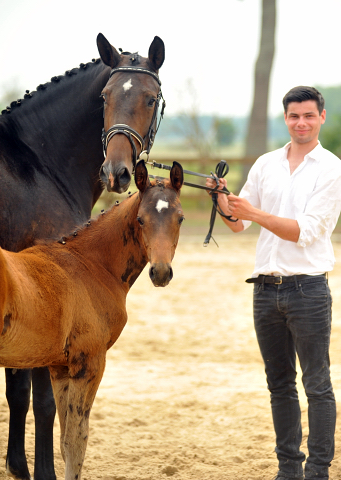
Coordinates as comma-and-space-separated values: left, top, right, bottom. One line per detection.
253, 275, 335, 480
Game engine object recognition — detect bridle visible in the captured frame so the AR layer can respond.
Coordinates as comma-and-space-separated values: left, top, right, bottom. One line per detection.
101, 66, 166, 171
146, 159, 237, 247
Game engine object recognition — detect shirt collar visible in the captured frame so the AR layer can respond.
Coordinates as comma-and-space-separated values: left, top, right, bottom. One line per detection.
281, 141, 322, 163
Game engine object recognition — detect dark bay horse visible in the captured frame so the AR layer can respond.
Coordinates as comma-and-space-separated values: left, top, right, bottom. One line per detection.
0, 160, 184, 480
0, 33, 165, 480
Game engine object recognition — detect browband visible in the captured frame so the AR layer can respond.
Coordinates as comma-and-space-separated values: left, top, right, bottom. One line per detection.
109, 67, 161, 86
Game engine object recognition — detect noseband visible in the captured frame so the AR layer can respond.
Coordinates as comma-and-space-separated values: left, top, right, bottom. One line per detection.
101, 67, 166, 170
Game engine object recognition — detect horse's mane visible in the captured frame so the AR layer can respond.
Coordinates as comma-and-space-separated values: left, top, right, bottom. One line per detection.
0, 58, 107, 183
1, 58, 102, 116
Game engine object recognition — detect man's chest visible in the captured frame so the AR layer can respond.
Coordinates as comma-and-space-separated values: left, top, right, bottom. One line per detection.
257, 162, 319, 216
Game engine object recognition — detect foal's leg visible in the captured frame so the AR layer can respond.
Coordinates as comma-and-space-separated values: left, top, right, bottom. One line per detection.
64, 355, 106, 480
32, 367, 57, 480
49, 366, 70, 463
5, 368, 32, 480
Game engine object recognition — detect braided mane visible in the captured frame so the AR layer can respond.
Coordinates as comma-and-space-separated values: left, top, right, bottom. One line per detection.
1, 58, 102, 116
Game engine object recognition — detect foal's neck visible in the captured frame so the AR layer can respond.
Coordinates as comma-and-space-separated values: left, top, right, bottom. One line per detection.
69, 193, 147, 290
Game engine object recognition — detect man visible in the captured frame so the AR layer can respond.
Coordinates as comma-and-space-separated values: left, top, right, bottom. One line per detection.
206, 86, 341, 480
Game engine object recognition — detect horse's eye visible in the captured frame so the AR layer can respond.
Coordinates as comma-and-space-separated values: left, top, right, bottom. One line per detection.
100, 93, 107, 104
179, 216, 185, 225
148, 98, 156, 107
137, 216, 144, 226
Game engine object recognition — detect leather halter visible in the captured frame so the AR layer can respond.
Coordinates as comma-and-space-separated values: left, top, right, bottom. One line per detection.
101, 66, 166, 170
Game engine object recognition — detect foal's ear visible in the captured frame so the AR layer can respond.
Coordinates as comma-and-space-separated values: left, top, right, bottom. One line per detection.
97, 33, 121, 68
135, 160, 150, 194
148, 36, 165, 72
170, 161, 184, 193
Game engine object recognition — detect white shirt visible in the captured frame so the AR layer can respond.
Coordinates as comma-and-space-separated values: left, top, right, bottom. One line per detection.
240, 142, 341, 277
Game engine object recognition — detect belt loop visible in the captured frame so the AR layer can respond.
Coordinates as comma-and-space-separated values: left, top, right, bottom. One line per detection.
326, 272, 329, 285
294, 275, 298, 290
261, 275, 265, 291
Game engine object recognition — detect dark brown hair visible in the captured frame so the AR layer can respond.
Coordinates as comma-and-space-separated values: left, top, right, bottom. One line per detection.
282, 86, 325, 114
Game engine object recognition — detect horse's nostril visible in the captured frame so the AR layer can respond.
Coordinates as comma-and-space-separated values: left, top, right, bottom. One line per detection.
168, 267, 173, 281
149, 266, 155, 281
118, 168, 131, 188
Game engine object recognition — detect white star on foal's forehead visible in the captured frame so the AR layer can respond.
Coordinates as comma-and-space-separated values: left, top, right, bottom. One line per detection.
123, 79, 133, 92
156, 199, 169, 213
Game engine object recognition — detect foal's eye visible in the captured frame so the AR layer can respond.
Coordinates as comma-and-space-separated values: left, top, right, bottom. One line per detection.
137, 216, 144, 226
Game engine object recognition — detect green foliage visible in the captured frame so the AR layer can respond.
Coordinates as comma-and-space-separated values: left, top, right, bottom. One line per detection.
316, 85, 341, 122
213, 118, 235, 145
316, 85, 341, 157
320, 113, 341, 157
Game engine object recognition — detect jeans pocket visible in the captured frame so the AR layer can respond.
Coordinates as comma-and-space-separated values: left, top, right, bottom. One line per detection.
253, 283, 263, 295
299, 280, 328, 299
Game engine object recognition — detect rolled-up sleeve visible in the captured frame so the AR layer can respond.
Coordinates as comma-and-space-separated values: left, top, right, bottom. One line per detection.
297, 169, 341, 248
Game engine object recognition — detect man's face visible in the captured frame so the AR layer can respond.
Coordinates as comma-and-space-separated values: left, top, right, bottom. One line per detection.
284, 100, 326, 145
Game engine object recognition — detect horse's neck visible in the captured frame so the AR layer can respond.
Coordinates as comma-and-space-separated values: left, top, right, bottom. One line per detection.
70, 194, 148, 290
1, 61, 110, 210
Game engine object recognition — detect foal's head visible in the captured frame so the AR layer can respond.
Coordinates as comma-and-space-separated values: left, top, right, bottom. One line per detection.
135, 161, 184, 287
97, 33, 165, 194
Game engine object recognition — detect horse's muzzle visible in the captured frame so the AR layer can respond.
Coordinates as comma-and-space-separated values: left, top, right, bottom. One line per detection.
149, 263, 173, 287
100, 163, 131, 193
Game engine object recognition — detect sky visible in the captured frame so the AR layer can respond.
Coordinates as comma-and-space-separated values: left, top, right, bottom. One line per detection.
0, 0, 340, 118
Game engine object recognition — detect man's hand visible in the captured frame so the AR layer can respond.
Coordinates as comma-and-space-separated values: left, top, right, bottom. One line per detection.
205, 176, 228, 193
205, 178, 244, 232
226, 193, 256, 220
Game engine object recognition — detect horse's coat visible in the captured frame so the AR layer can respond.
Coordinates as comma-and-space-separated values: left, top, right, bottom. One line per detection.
0, 33, 165, 480
0, 161, 184, 480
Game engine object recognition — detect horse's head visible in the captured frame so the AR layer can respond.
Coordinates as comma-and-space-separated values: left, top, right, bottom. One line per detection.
97, 33, 165, 194
135, 160, 184, 287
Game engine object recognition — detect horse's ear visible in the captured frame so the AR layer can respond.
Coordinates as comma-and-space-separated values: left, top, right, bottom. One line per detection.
135, 160, 150, 194
97, 33, 121, 68
170, 161, 184, 193
148, 36, 165, 71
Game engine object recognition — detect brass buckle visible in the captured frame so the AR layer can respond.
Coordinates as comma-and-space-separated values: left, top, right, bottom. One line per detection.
274, 276, 282, 285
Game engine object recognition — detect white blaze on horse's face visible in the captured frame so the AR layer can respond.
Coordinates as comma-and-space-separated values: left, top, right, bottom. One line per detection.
123, 79, 133, 92
156, 199, 169, 213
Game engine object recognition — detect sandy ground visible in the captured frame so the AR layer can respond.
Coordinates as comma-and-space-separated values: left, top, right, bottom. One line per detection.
2, 233, 341, 480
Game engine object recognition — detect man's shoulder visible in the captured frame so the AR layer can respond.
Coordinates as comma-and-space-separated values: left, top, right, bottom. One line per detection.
317, 144, 341, 171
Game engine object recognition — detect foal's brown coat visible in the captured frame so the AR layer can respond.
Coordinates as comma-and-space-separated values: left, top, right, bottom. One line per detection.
0, 161, 184, 480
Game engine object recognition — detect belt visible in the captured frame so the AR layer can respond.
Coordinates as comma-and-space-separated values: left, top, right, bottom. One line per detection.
245, 273, 326, 285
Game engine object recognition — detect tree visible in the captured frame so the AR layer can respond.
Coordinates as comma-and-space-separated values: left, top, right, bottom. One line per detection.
175, 78, 235, 159
239, 0, 276, 190
316, 85, 341, 158
319, 114, 341, 158
213, 118, 235, 146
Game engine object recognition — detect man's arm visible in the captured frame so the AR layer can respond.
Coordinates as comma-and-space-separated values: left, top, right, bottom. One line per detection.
206, 178, 300, 241
227, 193, 300, 242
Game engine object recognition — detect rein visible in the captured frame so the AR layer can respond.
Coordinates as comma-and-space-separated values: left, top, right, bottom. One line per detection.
146, 159, 237, 246
101, 67, 166, 170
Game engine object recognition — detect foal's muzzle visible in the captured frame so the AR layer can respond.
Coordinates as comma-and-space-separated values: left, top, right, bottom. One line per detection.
149, 263, 173, 287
